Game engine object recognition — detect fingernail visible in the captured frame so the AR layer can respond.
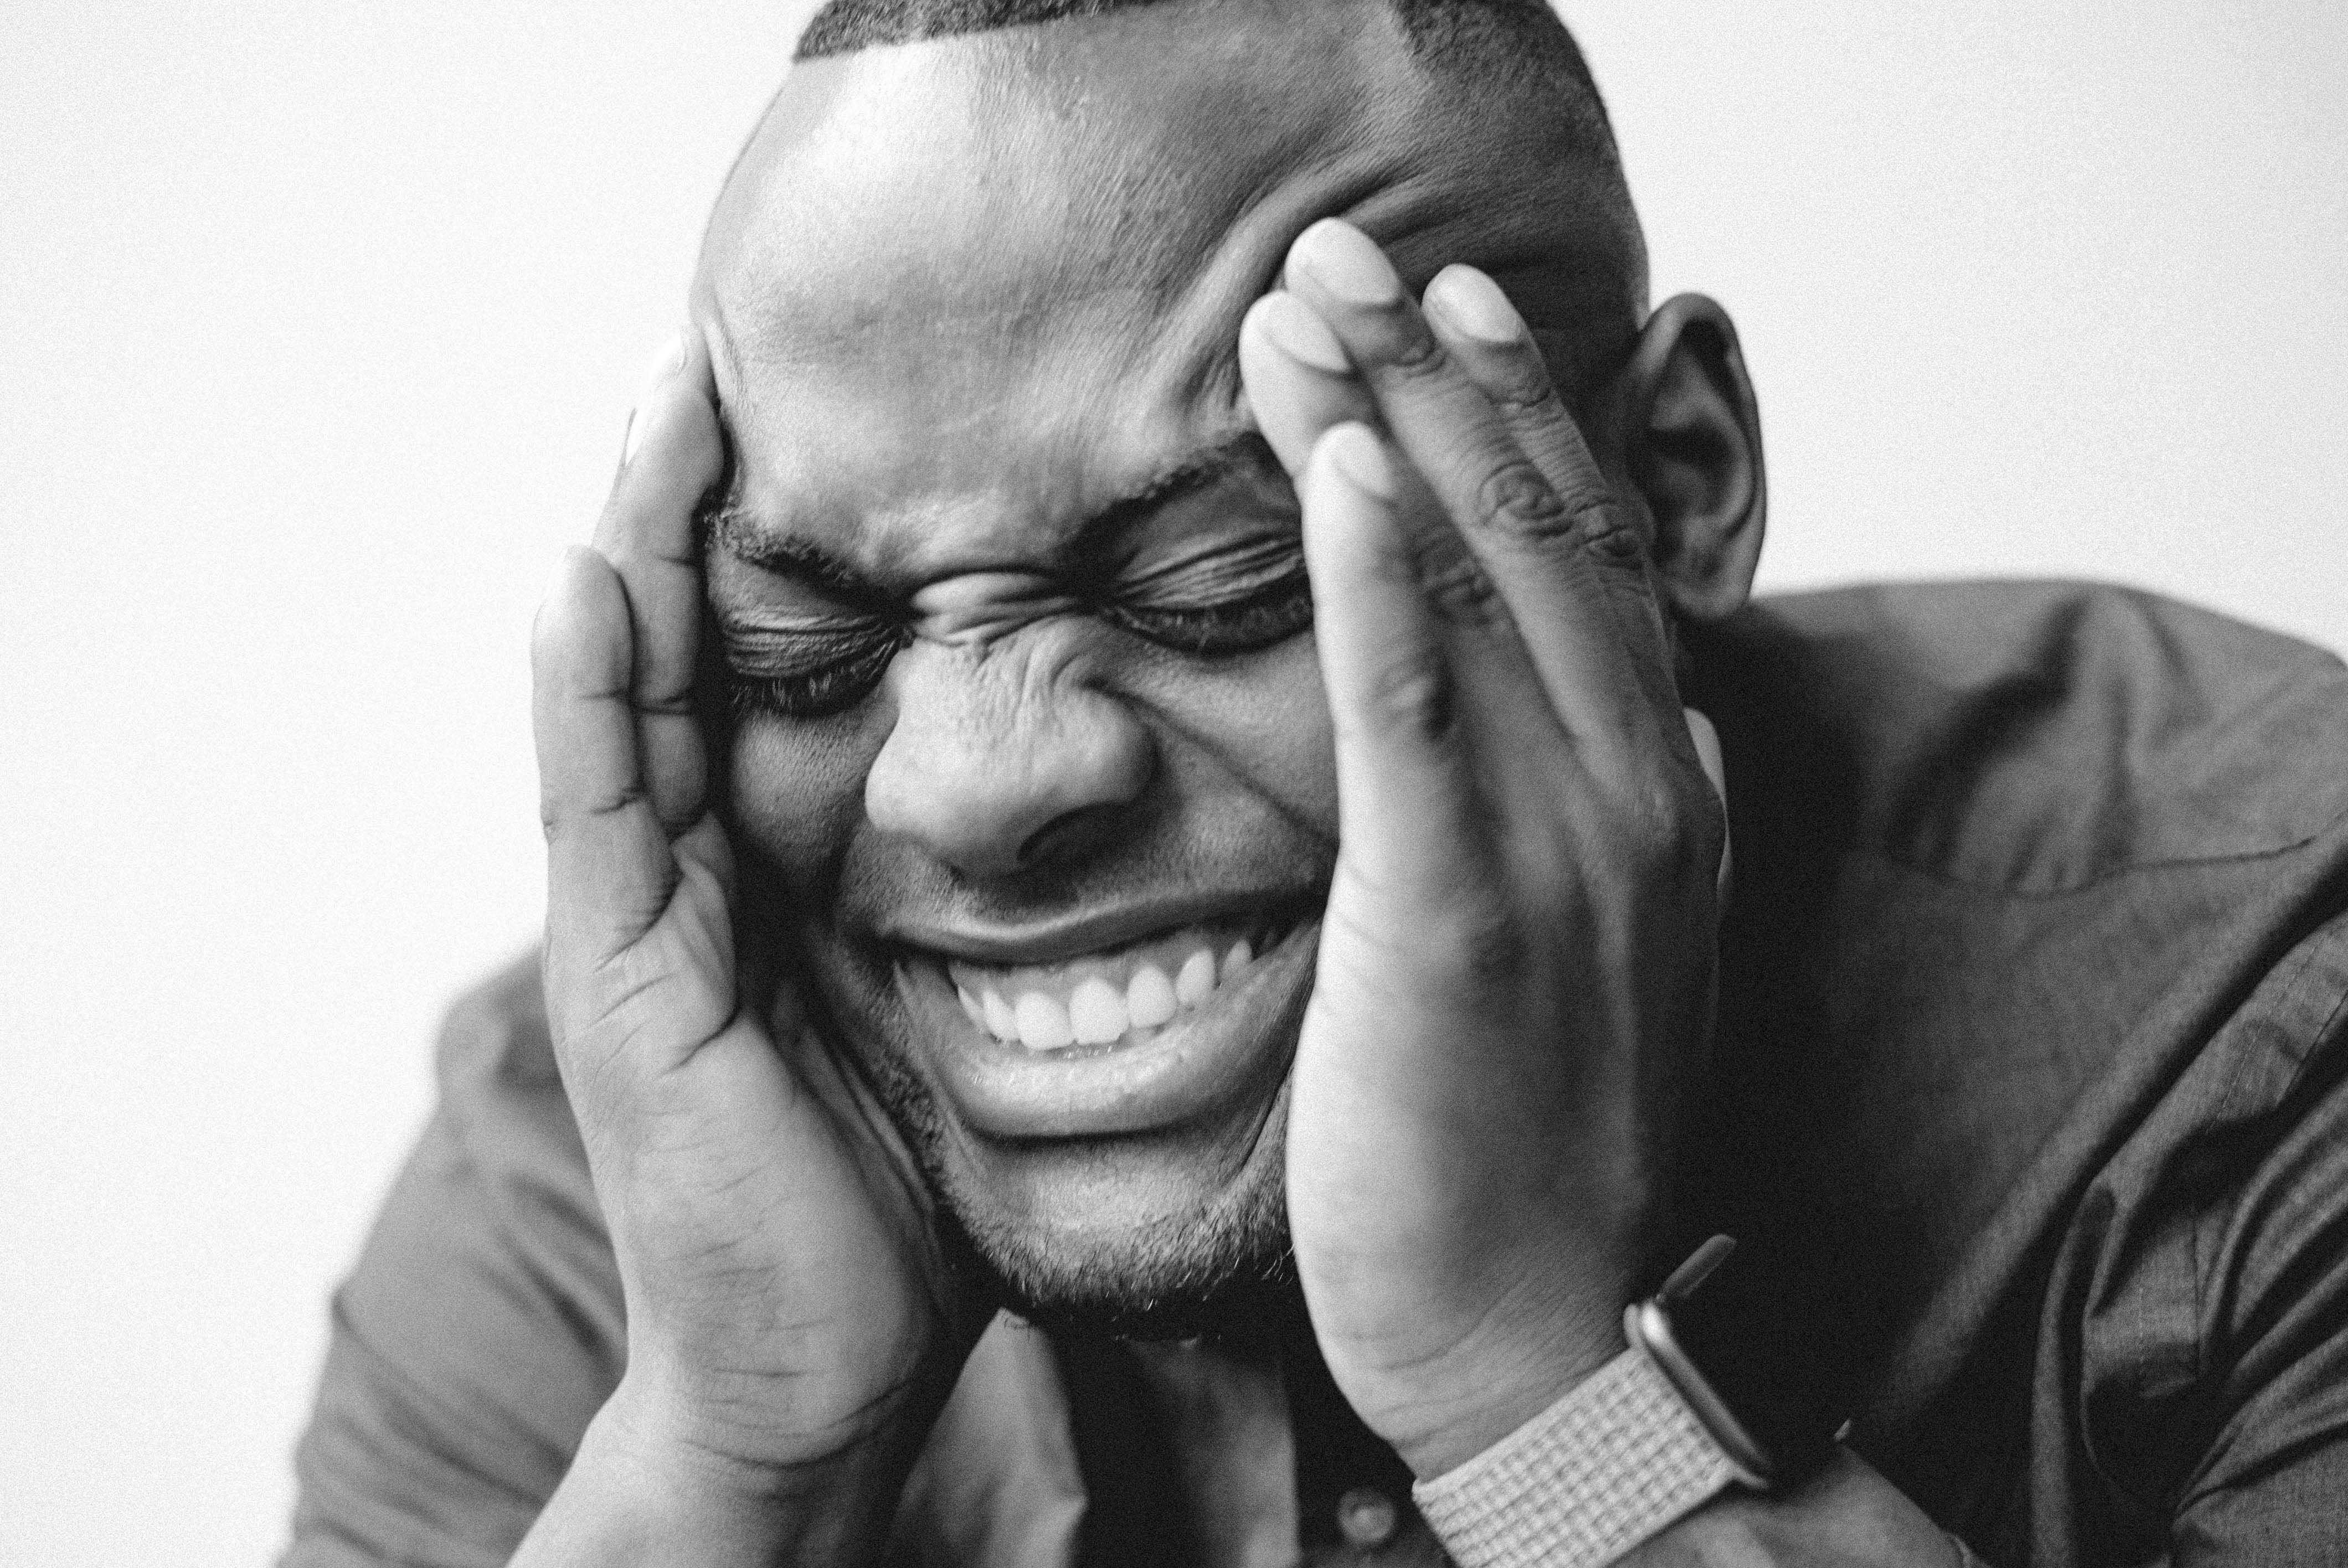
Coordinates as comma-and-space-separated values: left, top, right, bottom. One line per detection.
1322, 423, 1397, 499
547, 544, 594, 600
1291, 219, 1400, 306
621, 331, 688, 461
643, 328, 688, 383
1424, 265, 1525, 344
1255, 292, 1353, 374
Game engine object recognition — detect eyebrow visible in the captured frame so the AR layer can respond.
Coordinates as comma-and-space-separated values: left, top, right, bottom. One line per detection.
1082, 432, 1279, 546
703, 431, 1282, 599
704, 499, 876, 599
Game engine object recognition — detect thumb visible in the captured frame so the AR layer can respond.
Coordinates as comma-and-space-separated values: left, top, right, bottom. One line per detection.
533, 545, 737, 1077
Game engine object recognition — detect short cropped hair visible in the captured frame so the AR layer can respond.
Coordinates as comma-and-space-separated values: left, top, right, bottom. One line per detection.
796, 0, 1614, 150
799, 0, 1597, 95
789, 0, 1642, 403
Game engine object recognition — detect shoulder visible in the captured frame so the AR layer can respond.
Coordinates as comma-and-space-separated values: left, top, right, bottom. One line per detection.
426, 946, 604, 1270
407, 948, 602, 1261
435, 946, 560, 1096
1692, 578, 2348, 892
2017, 905, 2348, 1559
283, 952, 616, 1568
1683, 580, 2348, 1535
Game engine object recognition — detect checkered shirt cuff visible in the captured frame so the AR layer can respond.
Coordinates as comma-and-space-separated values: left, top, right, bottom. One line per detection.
1411, 1344, 1738, 1568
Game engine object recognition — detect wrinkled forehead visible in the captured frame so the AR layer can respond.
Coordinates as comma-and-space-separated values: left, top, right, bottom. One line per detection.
692, 0, 1624, 567
708, 3, 1412, 351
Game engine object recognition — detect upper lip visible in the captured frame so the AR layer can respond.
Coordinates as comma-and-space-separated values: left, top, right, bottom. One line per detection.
879, 889, 1318, 968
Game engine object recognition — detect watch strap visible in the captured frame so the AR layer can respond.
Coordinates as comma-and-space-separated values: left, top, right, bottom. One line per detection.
1410, 1341, 1739, 1568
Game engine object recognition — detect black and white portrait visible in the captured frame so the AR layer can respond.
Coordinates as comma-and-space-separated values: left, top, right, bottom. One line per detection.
8, 4, 2346, 1564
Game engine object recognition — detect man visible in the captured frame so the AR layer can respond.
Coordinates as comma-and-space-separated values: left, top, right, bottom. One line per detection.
284, 0, 2348, 1563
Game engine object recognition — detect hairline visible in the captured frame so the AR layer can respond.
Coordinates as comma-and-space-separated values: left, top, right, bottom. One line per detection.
757, 0, 1647, 359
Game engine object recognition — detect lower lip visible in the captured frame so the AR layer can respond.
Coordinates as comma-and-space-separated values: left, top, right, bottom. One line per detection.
897, 918, 1320, 1139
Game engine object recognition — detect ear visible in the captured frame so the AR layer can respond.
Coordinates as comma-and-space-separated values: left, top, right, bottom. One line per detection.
1611, 294, 1764, 623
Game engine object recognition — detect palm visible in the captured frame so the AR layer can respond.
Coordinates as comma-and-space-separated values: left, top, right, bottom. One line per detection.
1288, 839, 1625, 1447
1238, 224, 1727, 1477
533, 338, 974, 1478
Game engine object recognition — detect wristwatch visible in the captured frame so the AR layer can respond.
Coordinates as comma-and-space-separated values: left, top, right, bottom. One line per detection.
1625, 1235, 1847, 1492
1413, 1236, 1850, 1568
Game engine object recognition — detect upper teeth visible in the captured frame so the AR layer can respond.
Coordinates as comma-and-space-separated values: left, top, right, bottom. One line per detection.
950, 932, 1256, 1053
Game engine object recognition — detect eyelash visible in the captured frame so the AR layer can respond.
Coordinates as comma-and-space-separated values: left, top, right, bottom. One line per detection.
727, 570, 1315, 720
728, 631, 907, 720
1099, 568, 1316, 657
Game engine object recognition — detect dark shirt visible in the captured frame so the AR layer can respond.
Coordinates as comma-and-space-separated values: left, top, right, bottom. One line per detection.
283, 582, 2348, 1566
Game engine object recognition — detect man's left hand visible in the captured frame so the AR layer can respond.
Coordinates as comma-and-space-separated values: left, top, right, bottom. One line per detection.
1238, 219, 1728, 1479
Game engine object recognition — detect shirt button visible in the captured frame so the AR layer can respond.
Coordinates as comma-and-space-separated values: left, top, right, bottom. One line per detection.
1336, 1485, 1400, 1549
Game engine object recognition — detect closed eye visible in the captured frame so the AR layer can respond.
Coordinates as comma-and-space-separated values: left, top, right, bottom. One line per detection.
723, 621, 908, 719
717, 532, 1314, 716
1094, 535, 1314, 657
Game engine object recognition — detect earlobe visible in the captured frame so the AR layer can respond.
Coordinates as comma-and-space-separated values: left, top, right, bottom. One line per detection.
1615, 295, 1765, 624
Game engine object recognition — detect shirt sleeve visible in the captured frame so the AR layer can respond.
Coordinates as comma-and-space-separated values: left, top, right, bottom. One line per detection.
280, 956, 624, 1568
2165, 919, 2348, 1567
2067, 907, 2348, 1567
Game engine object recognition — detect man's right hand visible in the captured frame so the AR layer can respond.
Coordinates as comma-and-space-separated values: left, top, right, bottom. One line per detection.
517, 332, 982, 1564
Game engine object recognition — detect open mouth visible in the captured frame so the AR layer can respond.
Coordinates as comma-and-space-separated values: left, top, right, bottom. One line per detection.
884, 900, 1320, 1139
933, 910, 1296, 1054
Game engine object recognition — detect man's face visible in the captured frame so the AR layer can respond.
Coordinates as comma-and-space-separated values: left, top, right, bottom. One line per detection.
693, 0, 1637, 1330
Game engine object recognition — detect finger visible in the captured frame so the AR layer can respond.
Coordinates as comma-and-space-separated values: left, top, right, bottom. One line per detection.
1421, 265, 1606, 509
1284, 220, 1674, 769
1300, 422, 1495, 890
1237, 291, 1377, 479
1422, 265, 1692, 733
593, 329, 725, 834
1243, 288, 1501, 625
533, 545, 677, 989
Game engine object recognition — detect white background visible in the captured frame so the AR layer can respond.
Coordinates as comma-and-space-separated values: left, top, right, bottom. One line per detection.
4, 3, 2343, 1562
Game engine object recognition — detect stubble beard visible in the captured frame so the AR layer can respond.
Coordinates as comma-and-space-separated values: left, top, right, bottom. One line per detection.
831, 976, 1305, 1343
949, 1125, 1300, 1344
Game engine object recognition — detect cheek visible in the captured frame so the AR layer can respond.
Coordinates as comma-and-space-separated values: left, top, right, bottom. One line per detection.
723, 632, 1340, 891
1128, 634, 1337, 841
724, 711, 885, 903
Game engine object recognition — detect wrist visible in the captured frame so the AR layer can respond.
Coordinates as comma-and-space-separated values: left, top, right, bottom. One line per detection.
1408, 1237, 1870, 1568
1412, 1342, 1741, 1568
563, 1376, 915, 1566
1387, 1297, 1629, 1480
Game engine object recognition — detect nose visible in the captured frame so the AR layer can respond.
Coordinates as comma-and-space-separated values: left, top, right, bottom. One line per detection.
864, 644, 1155, 879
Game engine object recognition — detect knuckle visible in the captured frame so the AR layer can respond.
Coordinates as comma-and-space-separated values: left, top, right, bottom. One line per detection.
1368, 314, 1448, 380
543, 782, 651, 841
1615, 775, 1723, 889
1360, 653, 1458, 743
1425, 898, 1529, 987
1491, 373, 1567, 423
1410, 529, 1508, 627
1618, 787, 1682, 866
1469, 448, 1647, 574
1564, 488, 1649, 570
1474, 461, 1572, 544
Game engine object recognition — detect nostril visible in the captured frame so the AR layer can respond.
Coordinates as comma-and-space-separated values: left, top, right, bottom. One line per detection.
863, 651, 1158, 878
1016, 800, 1138, 871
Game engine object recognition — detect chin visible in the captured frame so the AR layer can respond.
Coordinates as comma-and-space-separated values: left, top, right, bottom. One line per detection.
812, 925, 1314, 1341
960, 1127, 1300, 1342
